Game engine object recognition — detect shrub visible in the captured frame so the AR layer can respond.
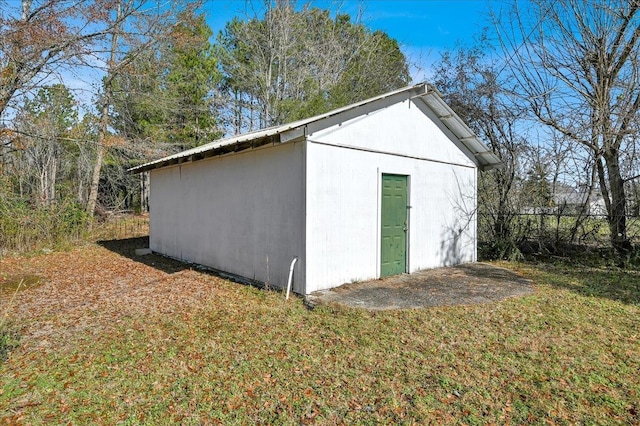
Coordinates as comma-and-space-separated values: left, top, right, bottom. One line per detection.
0, 195, 90, 253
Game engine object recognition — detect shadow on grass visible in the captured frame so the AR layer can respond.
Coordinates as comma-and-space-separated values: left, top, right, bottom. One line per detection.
97, 236, 270, 291
97, 237, 189, 275
525, 259, 640, 306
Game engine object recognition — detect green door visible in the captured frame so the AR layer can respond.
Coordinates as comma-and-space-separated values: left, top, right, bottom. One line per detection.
381, 174, 408, 277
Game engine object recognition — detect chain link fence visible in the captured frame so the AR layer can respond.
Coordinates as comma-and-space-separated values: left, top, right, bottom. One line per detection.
478, 211, 640, 260
0, 212, 149, 255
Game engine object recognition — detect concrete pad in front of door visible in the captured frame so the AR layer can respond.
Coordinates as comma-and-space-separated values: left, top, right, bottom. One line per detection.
305, 263, 534, 311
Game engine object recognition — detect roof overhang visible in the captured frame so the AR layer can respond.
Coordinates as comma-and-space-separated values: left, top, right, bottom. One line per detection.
129, 83, 502, 174
416, 89, 503, 171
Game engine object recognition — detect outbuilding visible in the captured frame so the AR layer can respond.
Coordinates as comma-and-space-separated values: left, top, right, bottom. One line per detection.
130, 83, 502, 295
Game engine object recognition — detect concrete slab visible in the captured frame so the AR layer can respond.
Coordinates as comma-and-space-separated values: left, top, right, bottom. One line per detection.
305, 263, 534, 310
134, 248, 152, 256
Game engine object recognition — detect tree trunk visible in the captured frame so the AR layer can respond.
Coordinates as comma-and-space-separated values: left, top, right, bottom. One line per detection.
49, 153, 56, 205
140, 171, 149, 213
21, 0, 31, 21
494, 194, 511, 241
39, 168, 46, 206
603, 149, 632, 259
86, 141, 105, 223
85, 0, 121, 226
86, 86, 111, 223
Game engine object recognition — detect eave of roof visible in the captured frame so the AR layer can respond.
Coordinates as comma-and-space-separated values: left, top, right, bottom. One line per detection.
129, 82, 503, 174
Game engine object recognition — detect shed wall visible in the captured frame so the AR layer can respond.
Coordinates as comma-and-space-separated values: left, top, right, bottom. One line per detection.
304, 102, 477, 293
308, 99, 477, 168
149, 142, 305, 292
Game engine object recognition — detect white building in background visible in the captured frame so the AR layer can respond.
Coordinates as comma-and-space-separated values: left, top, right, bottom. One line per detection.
130, 83, 502, 295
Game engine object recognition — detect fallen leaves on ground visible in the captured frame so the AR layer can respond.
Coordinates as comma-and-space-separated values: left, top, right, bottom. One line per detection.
0, 240, 639, 424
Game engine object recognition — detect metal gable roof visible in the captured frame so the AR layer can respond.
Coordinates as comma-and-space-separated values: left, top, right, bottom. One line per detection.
129, 83, 502, 174
417, 89, 503, 171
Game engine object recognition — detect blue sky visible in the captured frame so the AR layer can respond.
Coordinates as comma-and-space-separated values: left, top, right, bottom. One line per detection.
203, 0, 499, 81
54, 1, 500, 112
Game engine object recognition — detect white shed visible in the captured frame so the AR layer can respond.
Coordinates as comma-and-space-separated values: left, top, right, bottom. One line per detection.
130, 83, 502, 295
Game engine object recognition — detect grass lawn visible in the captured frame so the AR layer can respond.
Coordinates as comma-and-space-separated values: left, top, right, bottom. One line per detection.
1, 238, 639, 424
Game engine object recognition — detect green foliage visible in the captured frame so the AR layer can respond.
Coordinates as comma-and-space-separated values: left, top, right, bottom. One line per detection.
0, 323, 18, 363
24, 84, 78, 133
217, 5, 410, 132
162, 11, 222, 148
479, 213, 640, 263
478, 239, 523, 261
111, 10, 222, 150
0, 194, 90, 252
328, 29, 409, 108
110, 51, 165, 142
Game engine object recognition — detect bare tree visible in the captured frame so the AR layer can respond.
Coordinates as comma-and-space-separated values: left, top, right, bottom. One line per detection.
85, 0, 188, 220
433, 44, 528, 258
0, 0, 129, 120
500, 0, 640, 259
7, 84, 78, 207
86, 0, 123, 220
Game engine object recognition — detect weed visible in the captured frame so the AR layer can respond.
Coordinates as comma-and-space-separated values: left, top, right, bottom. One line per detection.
0, 323, 19, 362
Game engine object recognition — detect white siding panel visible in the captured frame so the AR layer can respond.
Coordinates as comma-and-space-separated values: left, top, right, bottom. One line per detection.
149, 166, 182, 258
305, 142, 476, 293
309, 99, 477, 168
149, 142, 305, 292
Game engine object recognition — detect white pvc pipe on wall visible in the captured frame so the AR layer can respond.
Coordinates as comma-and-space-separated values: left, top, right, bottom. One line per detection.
285, 257, 298, 300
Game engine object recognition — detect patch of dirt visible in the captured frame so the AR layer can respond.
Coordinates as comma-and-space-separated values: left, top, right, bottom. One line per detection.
0, 274, 43, 295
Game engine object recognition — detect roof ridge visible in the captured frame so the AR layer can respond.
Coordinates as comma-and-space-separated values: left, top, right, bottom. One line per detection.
129, 82, 503, 174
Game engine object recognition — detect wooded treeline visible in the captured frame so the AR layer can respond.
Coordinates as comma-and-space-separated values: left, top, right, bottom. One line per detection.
1, 0, 639, 264
0, 0, 409, 248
